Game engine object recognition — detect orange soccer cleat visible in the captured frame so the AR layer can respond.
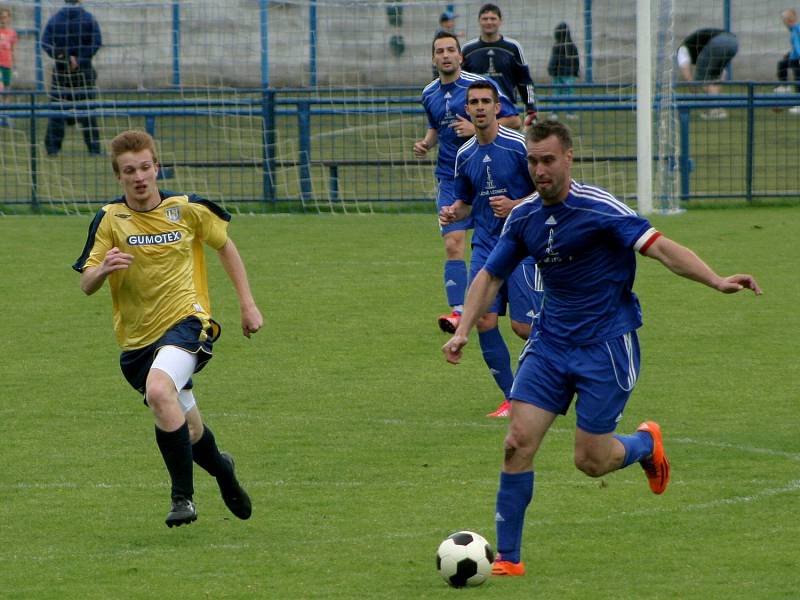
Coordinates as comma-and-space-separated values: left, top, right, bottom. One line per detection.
491, 559, 526, 576
636, 421, 670, 495
437, 310, 461, 334
486, 399, 512, 418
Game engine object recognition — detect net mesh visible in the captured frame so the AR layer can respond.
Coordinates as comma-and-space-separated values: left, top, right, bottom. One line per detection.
0, 0, 795, 214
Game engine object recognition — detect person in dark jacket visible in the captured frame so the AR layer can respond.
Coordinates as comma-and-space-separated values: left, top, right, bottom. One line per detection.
547, 22, 580, 121
41, 0, 102, 156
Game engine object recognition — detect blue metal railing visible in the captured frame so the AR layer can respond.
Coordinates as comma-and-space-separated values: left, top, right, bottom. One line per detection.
2, 82, 798, 209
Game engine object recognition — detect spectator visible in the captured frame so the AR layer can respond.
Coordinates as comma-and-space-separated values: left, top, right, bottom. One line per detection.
775, 8, 800, 114
546, 22, 580, 121
41, 0, 102, 156
462, 3, 538, 126
437, 9, 458, 36
0, 6, 17, 127
676, 28, 738, 120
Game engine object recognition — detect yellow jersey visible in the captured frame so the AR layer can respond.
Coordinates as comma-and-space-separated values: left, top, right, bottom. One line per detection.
73, 192, 230, 350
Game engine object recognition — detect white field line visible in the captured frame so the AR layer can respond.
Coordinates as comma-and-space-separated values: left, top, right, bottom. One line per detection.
4, 480, 798, 563
310, 115, 422, 141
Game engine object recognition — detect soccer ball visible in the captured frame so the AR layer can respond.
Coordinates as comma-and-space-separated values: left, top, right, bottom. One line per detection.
435, 530, 494, 588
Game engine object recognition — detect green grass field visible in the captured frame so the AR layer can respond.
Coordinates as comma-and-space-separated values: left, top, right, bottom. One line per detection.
1, 208, 798, 599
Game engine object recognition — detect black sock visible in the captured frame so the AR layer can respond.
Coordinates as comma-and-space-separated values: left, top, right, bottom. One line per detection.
155, 421, 194, 499
192, 425, 230, 480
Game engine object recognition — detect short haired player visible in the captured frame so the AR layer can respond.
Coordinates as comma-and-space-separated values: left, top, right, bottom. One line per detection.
73, 130, 264, 527
442, 120, 761, 576
439, 81, 541, 418
414, 31, 521, 335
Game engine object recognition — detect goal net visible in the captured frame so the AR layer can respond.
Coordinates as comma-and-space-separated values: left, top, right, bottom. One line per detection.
0, 0, 782, 214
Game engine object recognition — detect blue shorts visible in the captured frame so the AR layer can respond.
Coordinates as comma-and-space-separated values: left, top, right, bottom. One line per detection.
119, 316, 220, 394
470, 254, 542, 322
437, 176, 473, 235
510, 330, 641, 434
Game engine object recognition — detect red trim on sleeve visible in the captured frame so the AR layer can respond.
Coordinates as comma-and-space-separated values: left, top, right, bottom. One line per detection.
638, 231, 662, 255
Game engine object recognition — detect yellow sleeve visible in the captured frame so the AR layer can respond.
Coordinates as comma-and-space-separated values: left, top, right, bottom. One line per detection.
84, 216, 114, 269
73, 206, 113, 272
189, 198, 231, 250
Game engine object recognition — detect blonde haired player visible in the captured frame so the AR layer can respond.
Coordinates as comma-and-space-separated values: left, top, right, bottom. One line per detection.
74, 130, 263, 527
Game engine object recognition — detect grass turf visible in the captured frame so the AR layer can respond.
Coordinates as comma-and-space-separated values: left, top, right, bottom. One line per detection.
0, 208, 797, 598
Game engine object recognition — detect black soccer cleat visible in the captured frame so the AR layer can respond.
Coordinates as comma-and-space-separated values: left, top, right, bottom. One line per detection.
218, 453, 252, 520
165, 496, 197, 528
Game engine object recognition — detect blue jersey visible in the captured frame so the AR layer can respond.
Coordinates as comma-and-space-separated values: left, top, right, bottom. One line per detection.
421, 71, 518, 180
484, 181, 659, 345
453, 126, 534, 255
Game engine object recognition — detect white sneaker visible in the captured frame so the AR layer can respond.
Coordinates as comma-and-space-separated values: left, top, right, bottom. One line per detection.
565, 112, 579, 120
773, 85, 793, 94
546, 113, 559, 122
788, 106, 800, 115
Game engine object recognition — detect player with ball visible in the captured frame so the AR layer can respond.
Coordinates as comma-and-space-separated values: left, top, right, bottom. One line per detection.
443, 120, 762, 576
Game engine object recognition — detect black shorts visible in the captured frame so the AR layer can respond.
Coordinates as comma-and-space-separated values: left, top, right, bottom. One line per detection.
119, 316, 220, 394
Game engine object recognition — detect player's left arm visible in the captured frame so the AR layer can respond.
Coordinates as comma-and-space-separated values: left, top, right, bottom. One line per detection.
514, 62, 537, 124
641, 233, 762, 295
216, 239, 264, 337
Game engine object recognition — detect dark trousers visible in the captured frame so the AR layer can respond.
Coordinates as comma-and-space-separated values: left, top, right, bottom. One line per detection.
45, 67, 101, 156
45, 115, 100, 155
777, 54, 800, 91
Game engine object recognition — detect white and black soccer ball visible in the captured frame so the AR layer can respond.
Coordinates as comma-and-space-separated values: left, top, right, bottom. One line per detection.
435, 530, 494, 588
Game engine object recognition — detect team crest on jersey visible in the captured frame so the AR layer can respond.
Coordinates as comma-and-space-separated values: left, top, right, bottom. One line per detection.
165, 206, 181, 222
545, 228, 556, 255
479, 165, 507, 197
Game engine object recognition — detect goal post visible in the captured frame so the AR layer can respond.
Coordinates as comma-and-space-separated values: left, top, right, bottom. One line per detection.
636, 0, 654, 215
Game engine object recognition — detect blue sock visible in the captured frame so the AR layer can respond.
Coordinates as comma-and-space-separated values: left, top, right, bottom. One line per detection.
478, 328, 514, 398
444, 260, 467, 308
495, 471, 534, 564
613, 431, 654, 468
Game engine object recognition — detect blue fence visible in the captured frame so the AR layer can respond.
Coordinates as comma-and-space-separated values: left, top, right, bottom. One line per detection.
1, 82, 798, 212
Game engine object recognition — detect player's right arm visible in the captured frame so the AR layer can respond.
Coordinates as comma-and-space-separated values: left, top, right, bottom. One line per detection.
80, 247, 133, 295
442, 268, 504, 364
439, 199, 471, 225
413, 128, 438, 158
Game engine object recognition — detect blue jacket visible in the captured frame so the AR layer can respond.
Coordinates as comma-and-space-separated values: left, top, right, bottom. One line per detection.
42, 5, 102, 70
789, 23, 800, 60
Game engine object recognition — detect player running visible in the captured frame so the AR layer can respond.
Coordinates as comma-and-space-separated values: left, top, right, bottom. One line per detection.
443, 120, 761, 576
74, 130, 263, 527
414, 31, 521, 334
439, 81, 541, 418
